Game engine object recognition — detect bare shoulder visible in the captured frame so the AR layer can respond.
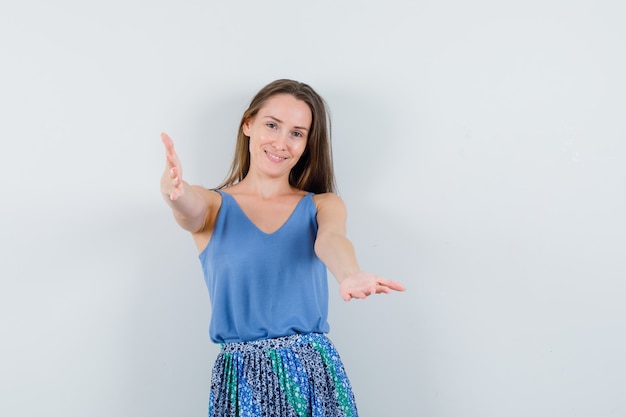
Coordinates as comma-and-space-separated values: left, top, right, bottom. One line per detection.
191, 185, 222, 206
313, 192, 347, 223
313, 192, 345, 208
191, 185, 223, 232
189, 186, 223, 252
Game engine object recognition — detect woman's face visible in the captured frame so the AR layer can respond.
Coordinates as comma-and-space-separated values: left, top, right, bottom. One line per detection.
243, 94, 312, 180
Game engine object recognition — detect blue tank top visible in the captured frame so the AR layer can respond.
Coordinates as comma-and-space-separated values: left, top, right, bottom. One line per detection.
198, 190, 330, 343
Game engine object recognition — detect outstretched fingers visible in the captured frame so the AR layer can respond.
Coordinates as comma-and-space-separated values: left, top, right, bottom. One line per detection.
339, 272, 406, 302
161, 132, 178, 167
375, 278, 406, 293
160, 132, 185, 200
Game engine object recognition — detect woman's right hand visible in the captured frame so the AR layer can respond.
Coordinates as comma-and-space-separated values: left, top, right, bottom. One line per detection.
161, 132, 185, 200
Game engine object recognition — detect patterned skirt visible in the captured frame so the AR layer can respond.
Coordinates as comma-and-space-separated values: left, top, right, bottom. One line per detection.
209, 333, 358, 417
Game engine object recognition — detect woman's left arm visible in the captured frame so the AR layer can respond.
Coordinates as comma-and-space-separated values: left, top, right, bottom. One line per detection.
314, 193, 405, 301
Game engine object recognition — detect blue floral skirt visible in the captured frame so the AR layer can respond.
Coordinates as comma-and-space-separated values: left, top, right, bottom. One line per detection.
209, 333, 358, 417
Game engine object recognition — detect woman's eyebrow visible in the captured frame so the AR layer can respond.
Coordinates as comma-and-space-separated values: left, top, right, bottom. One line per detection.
264, 115, 309, 131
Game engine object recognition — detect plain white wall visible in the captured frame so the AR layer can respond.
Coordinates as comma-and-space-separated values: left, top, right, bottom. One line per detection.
1, 0, 625, 416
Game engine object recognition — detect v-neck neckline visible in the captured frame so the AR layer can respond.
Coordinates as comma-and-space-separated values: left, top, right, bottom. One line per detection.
220, 190, 311, 236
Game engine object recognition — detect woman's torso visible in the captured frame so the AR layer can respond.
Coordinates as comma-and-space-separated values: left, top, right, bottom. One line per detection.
196, 187, 330, 343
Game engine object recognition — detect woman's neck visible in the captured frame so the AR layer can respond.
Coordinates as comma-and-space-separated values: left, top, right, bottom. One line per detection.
231, 174, 298, 199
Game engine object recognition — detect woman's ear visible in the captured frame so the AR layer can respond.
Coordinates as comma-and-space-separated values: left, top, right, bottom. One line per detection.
242, 117, 252, 136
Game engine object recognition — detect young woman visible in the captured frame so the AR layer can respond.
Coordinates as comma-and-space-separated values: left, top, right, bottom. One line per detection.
161, 79, 405, 416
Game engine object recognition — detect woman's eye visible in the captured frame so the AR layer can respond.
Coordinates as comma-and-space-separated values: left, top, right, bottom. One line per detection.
292, 131, 303, 138
266, 122, 276, 129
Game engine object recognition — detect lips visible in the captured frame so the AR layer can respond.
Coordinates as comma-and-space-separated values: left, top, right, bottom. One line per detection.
265, 150, 287, 162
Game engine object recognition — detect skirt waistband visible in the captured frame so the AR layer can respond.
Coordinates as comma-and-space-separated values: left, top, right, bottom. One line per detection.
220, 332, 326, 353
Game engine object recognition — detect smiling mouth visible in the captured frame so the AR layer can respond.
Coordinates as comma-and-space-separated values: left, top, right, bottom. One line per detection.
265, 150, 287, 162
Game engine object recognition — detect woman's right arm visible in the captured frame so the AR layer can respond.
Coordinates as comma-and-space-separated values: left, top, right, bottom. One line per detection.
160, 132, 214, 233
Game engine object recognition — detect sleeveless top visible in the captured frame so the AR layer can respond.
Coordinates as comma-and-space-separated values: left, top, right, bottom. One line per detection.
198, 190, 330, 343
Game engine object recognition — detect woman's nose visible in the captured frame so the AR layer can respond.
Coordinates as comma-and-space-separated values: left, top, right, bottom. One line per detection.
272, 132, 288, 149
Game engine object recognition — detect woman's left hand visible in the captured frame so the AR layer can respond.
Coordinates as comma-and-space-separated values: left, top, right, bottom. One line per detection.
339, 271, 405, 301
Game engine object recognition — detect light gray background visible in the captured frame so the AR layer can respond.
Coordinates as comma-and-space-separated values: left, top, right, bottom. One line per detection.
1, 1, 625, 416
